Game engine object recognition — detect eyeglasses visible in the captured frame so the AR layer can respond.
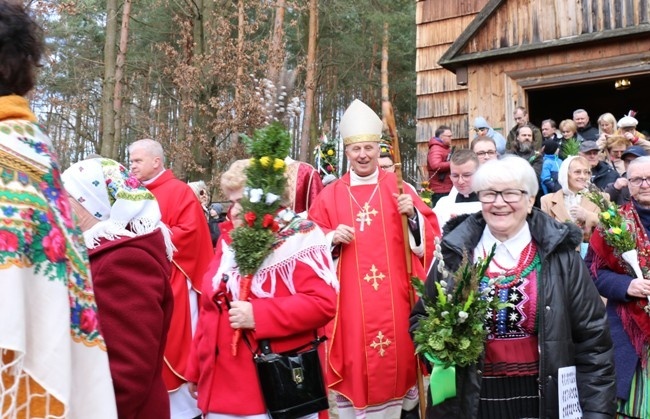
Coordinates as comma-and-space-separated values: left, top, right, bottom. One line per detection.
477, 189, 528, 203
380, 164, 394, 170
570, 169, 591, 176
475, 150, 497, 158
450, 172, 475, 181
628, 177, 650, 187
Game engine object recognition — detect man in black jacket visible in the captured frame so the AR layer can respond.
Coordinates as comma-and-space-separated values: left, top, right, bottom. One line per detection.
573, 109, 599, 142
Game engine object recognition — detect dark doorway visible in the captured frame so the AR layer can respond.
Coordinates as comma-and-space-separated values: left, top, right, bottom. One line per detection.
527, 74, 650, 136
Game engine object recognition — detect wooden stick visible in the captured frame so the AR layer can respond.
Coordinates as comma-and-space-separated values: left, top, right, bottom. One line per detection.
383, 101, 427, 419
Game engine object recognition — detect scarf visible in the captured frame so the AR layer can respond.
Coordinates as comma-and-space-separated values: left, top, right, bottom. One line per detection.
590, 201, 650, 363
61, 158, 175, 259
0, 94, 37, 122
213, 209, 339, 299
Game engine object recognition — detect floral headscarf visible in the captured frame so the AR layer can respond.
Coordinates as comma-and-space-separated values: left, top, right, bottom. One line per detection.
62, 158, 175, 259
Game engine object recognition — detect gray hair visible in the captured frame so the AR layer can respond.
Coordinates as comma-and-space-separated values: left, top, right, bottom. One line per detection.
472, 155, 539, 197
129, 139, 166, 165
627, 156, 650, 178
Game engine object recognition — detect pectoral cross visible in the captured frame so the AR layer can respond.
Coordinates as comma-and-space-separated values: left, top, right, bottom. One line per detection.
356, 202, 377, 232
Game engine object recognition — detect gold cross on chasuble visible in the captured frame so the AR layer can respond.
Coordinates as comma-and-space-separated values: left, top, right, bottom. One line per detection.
370, 331, 391, 357
356, 202, 378, 231
364, 264, 385, 291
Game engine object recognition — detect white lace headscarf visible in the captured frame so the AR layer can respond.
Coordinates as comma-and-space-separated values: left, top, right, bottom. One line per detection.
62, 158, 175, 259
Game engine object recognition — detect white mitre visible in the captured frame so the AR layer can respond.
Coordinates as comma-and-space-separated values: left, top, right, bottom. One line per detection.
340, 99, 383, 146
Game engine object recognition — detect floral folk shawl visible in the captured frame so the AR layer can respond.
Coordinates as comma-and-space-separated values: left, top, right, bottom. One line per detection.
0, 96, 117, 418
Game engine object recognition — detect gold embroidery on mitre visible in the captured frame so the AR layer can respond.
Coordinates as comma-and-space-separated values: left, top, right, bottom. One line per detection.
343, 133, 381, 146
356, 202, 378, 230
363, 264, 385, 291
370, 331, 391, 357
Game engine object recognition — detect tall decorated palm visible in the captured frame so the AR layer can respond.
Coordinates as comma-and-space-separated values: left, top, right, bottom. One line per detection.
229, 122, 291, 355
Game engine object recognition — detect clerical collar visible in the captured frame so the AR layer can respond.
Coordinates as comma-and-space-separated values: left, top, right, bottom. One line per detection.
350, 168, 379, 186
142, 169, 166, 186
455, 192, 478, 203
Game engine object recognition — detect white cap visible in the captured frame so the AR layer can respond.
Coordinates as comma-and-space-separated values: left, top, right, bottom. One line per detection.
340, 99, 383, 146
618, 115, 638, 128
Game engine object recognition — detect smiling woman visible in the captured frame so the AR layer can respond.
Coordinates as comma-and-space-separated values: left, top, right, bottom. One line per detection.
410, 155, 616, 418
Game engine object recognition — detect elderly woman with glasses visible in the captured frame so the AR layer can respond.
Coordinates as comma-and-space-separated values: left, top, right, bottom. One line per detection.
410, 155, 615, 418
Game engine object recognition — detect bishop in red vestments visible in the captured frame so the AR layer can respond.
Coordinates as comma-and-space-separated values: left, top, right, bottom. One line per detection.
130, 139, 213, 419
308, 100, 440, 418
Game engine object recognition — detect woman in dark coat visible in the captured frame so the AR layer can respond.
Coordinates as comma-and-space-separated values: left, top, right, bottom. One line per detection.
63, 158, 175, 419
410, 156, 616, 419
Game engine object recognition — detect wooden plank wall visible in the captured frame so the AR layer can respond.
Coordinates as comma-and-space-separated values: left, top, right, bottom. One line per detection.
463, 0, 650, 54
416, 0, 489, 168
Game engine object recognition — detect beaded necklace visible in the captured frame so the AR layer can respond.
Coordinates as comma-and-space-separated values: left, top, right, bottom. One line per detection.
485, 241, 539, 289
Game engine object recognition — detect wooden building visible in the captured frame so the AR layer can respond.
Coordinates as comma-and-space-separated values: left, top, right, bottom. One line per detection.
416, 0, 650, 170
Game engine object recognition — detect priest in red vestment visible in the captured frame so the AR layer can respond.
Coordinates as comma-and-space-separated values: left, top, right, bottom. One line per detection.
129, 139, 213, 419
308, 99, 441, 418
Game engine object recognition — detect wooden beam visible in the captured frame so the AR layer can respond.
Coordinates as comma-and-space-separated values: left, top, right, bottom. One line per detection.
439, 24, 650, 70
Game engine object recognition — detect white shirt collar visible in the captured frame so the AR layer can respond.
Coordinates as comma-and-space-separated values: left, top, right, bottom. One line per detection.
142, 169, 166, 186
474, 222, 532, 267
350, 168, 379, 186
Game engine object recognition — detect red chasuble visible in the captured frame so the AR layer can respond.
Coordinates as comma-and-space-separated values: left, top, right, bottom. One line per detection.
145, 170, 214, 390
308, 170, 440, 409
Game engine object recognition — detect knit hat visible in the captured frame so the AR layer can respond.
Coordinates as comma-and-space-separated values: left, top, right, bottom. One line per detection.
340, 99, 383, 146
62, 158, 175, 259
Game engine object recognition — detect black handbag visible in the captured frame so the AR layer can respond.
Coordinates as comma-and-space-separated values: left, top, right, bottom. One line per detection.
247, 335, 329, 419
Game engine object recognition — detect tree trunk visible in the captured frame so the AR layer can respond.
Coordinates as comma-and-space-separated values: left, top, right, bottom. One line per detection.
267, 0, 286, 87
381, 22, 389, 130
299, 0, 318, 162
111, 0, 132, 159
100, 0, 118, 158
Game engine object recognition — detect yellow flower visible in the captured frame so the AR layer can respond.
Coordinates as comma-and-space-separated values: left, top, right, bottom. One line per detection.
273, 158, 285, 170
423, 198, 431, 204
259, 156, 271, 167
611, 227, 622, 235
601, 212, 611, 220
327, 149, 334, 156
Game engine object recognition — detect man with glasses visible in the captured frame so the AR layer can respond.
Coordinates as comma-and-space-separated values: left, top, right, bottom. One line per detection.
588, 155, 650, 418
471, 136, 499, 165
433, 149, 482, 229
578, 140, 619, 190
605, 145, 647, 204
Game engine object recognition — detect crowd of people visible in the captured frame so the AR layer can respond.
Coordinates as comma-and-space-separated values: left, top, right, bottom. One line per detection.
2, 3, 650, 419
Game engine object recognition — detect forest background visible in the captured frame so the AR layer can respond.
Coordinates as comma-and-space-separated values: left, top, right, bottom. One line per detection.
30, 0, 420, 199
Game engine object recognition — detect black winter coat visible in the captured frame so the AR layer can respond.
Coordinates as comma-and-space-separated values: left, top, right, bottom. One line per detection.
410, 209, 616, 419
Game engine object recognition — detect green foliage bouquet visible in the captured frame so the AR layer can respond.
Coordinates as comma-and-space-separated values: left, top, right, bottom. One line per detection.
584, 187, 636, 254
230, 122, 291, 276
412, 239, 508, 405
229, 122, 291, 355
